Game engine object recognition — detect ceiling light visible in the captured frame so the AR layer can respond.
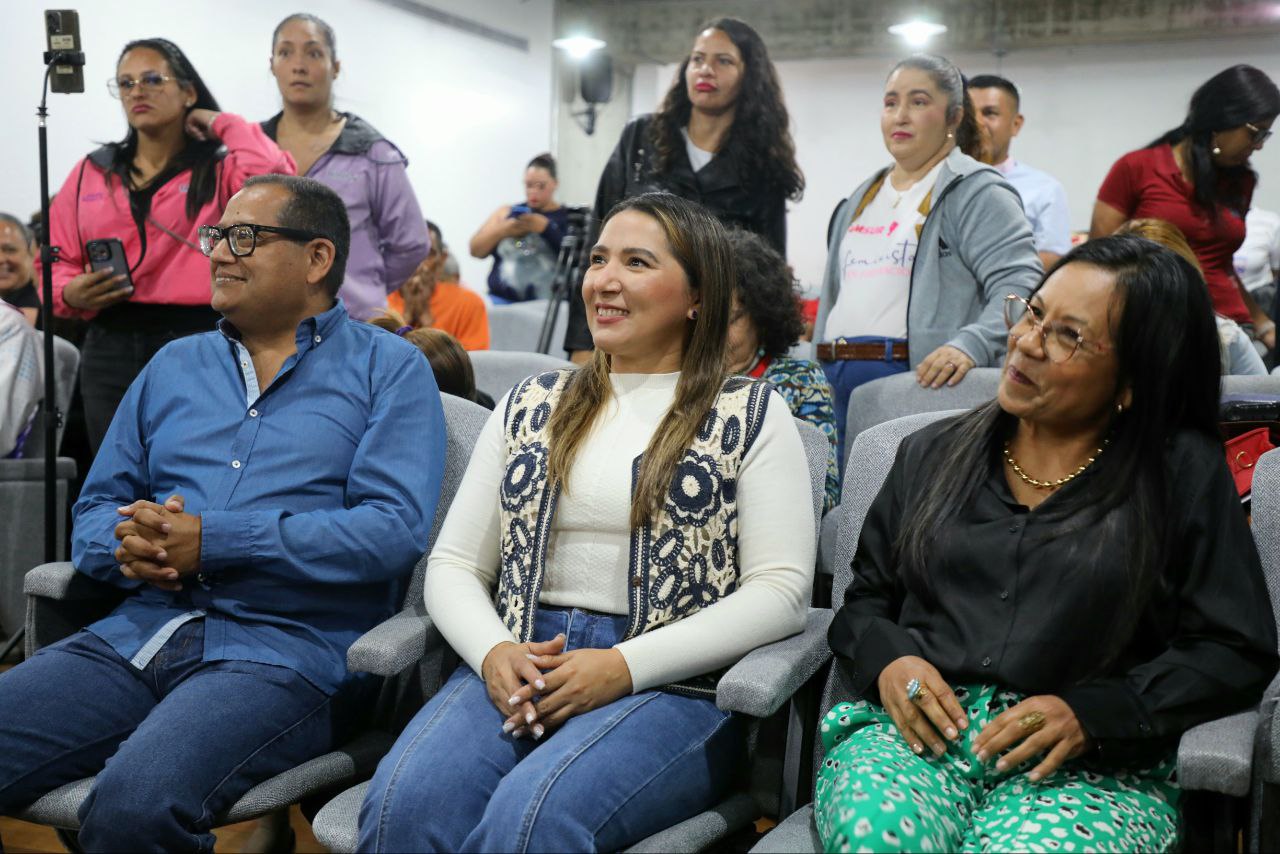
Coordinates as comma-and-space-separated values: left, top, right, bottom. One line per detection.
888, 20, 948, 48
553, 35, 606, 61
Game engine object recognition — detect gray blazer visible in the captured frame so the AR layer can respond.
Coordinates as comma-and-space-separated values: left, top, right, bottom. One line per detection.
813, 147, 1042, 369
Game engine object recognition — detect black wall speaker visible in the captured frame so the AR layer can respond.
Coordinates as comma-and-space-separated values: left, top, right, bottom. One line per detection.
579, 52, 613, 105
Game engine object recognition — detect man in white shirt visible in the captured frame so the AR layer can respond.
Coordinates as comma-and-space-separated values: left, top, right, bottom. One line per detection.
969, 75, 1072, 268
1235, 208, 1280, 319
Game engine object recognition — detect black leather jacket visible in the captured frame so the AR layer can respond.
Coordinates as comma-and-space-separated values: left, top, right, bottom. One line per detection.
563, 113, 787, 351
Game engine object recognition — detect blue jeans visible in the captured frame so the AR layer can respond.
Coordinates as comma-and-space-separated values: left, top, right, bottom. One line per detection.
820, 336, 910, 464
0, 620, 348, 852
358, 606, 743, 852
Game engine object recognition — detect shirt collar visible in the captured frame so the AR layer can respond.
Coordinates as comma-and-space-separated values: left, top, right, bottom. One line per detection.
995, 156, 1016, 175
217, 300, 346, 352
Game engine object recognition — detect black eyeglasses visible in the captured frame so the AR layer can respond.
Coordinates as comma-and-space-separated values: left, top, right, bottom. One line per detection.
198, 224, 325, 258
1247, 122, 1273, 145
107, 72, 174, 98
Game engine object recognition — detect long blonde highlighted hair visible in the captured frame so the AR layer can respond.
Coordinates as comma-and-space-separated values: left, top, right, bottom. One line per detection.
546, 193, 736, 529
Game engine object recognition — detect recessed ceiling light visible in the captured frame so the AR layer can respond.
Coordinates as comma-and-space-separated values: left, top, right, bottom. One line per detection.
888, 20, 948, 48
552, 35, 607, 60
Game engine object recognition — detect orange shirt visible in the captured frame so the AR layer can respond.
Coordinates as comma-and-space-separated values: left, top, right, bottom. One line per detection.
386, 281, 490, 351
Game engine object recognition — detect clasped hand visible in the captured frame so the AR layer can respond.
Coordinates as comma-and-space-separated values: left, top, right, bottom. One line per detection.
113, 493, 202, 591
481, 635, 633, 740
880, 655, 1091, 781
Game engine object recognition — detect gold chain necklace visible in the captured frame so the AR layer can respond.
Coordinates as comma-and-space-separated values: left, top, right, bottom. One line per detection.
1003, 439, 1109, 490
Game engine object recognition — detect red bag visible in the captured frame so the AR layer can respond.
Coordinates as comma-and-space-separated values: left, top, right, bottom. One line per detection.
1225, 427, 1276, 499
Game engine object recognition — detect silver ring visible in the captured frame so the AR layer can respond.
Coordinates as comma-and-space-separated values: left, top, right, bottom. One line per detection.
905, 678, 923, 702
945, 361, 956, 370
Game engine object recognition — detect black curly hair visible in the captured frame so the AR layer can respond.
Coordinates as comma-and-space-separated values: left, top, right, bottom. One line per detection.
650, 18, 804, 202
725, 227, 804, 358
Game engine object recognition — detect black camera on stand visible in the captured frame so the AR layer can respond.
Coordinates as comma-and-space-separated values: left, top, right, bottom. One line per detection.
537, 205, 592, 355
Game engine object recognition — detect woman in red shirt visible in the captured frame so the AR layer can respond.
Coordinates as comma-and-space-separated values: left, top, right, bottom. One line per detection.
46, 38, 294, 451
1091, 65, 1279, 348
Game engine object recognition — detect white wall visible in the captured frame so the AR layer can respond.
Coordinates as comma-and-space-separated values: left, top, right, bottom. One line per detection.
606, 35, 1280, 293
1, 0, 554, 291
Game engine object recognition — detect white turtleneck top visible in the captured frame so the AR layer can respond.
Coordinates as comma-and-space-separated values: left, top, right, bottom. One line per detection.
424, 371, 816, 692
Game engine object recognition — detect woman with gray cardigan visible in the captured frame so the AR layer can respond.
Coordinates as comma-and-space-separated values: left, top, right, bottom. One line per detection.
813, 54, 1041, 455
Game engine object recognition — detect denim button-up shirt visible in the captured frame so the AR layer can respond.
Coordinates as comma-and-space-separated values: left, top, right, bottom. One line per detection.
261, 113, 430, 321
72, 302, 445, 694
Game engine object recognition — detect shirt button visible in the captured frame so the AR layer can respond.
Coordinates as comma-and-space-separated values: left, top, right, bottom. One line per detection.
999, 590, 1009, 601
313, 335, 322, 343
981, 656, 992, 667
196, 573, 207, 583
249, 409, 258, 418
231, 459, 241, 469
631, 577, 642, 588
1008, 523, 1020, 533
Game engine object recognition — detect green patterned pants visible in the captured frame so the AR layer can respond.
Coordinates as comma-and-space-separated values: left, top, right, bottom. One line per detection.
814, 684, 1180, 853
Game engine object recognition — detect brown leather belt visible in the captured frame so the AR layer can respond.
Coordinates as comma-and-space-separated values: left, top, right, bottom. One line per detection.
816, 340, 909, 362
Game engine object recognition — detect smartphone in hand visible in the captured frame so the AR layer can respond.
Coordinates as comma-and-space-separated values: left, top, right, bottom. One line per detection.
86, 239, 134, 291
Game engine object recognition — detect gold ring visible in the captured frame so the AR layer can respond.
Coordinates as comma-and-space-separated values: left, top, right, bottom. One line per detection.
1018, 711, 1046, 733
912, 687, 931, 704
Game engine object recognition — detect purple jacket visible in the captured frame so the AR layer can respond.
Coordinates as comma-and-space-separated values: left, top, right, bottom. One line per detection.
262, 113, 429, 321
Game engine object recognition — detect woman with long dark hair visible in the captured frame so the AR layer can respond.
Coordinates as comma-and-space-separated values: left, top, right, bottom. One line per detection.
262, 13, 429, 321
562, 17, 803, 359
1092, 65, 1279, 348
45, 38, 293, 452
358, 193, 814, 851
812, 53, 1040, 459
816, 235, 1277, 852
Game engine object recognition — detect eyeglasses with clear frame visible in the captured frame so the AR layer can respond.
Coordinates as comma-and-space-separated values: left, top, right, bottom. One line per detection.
107, 72, 175, 99
1246, 122, 1274, 145
198, 224, 326, 258
1003, 294, 1111, 364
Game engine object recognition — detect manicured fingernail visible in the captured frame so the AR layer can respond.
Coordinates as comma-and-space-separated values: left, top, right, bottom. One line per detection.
532, 724, 544, 740
995, 759, 1007, 771
526, 653, 539, 661
535, 679, 546, 691
513, 728, 526, 738
507, 695, 520, 707
156, 551, 167, 561
502, 721, 515, 733
1028, 772, 1041, 782
957, 718, 968, 730
162, 523, 171, 533
977, 750, 988, 762
525, 711, 535, 724
945, 727, 957, 739
556, 633, 566, 641
911, 743, 923, 754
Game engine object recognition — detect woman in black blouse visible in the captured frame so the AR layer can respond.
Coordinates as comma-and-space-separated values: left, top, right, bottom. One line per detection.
817, 234, 1277, 853
562, 17, 803, 360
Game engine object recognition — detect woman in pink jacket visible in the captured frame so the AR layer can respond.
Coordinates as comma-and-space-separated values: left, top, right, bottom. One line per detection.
46, 38, 295, 451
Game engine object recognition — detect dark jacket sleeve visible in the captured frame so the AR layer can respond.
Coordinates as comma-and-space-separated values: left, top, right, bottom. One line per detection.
828, 436, 925, 702
1060, 433, 1279, 764
757, 190, 787, 257
562, 118, 642, 353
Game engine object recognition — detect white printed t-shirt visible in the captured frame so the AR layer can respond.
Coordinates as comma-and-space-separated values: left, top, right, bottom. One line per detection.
825, 161, 944, 340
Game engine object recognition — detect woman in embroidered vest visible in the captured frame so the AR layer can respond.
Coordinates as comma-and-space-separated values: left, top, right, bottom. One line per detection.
358, 193, 816, 852
44, 38, 294, 452
815, 235, 1277, 853
811, 53, 1041, 460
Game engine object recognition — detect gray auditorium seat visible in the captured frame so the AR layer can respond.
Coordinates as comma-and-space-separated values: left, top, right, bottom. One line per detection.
488, 300, 568, 354
469, 350, 574, 402
7, 394, 490, 839
21, 334, 79, 458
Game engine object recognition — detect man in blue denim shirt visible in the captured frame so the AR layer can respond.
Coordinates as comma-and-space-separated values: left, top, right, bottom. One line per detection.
0, 175, 444, 850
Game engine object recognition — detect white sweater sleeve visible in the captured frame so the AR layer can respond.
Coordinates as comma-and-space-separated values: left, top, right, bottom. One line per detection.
615, 391, 816, 692
423, 393, 517, 676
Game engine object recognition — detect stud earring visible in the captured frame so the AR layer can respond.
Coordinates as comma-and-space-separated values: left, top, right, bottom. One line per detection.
689, 309, 699, 321
946, 131, 954, 139
1212, 145, 1222, 156
1116, 403, 1124, 414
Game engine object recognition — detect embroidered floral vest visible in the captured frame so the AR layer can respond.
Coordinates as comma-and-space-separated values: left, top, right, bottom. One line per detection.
496, 369, 771, 697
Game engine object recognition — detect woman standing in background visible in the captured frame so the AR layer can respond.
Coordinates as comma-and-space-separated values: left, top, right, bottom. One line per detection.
562, 17, 804, 360
263, 13, 429, 321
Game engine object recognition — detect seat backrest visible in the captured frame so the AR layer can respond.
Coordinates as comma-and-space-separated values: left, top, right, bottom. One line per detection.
470, 350, 574, 402
795, 419, 830, 539
1222, 375, 1280, 396
488, 300, 567, 354
1245, 449, 1280, 637
843, 369, 1000, 468
403, 393, 492, 608
813, 409, 962, 783
22, 335, 80, 458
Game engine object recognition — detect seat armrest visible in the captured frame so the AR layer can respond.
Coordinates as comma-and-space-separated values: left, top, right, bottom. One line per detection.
24, 562, 109, 601
817, 512, 839, 578
346, 607, 439, 677
716, 608, 834, 718
1177, 709, 1258, 797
